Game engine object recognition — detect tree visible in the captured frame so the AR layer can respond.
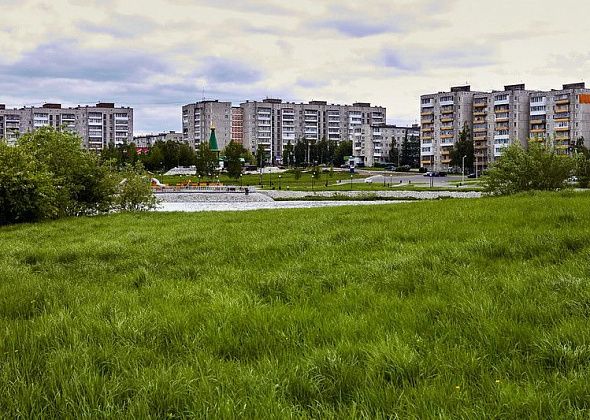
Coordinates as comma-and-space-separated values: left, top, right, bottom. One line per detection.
223, 141, 247, 179
255, 146, 267, 168
195, 143, 218, 176
19, 127, 117, 216
116, 163, 157, 211
293, 139, 306, 166
1, 127, 155, 225
483, 141, 574, 195
333, 140, 352, 166
389, 144, 400, 166
574, 138, 590, 188
282, 140, 294, 166
0, 143, 57, 225
450, 125, 474, 172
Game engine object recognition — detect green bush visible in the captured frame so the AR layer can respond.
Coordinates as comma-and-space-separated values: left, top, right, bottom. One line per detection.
484, 141, 574, 195
0, 128, 155, 225
0, 144, 57, 224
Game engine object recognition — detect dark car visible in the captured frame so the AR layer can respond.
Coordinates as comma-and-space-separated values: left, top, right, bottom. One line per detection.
467, 173, 477, 178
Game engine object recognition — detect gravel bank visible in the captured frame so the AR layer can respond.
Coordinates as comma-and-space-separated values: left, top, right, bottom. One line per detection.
259, 190, 482, 200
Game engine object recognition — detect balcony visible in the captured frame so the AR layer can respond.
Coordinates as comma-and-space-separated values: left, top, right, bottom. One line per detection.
494, 107, 509, 113
473, 118, 486, 124
441, 134, 454, 140
530, 128, 545, 134
555, 135, 570, 141
495, 125, 509, 131
529, 118, 546, 125
555, 97, 570, 105
422, 127, 433, 132
473, 111, 487, 117
440, 117, 454, 123
474, 135, 487, 141
555, 126, 570, 132
474, 101, 487, 108
554, 105, 569, 113
495, 117, 509, 123
422, 135, 433, 140
473, 127, 487, 133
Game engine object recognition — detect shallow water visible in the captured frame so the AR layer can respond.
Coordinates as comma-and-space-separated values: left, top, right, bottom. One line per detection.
156, 200, 405, 212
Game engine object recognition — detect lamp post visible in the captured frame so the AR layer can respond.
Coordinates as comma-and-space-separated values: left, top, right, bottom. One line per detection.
350, 174, 353, 190
259, 168, 262, 186
269, 167, 272, 188
240, 173, 243, 187
198, 174, 201, 186
278, 175, 282, 190
311, 174, 315, 192
462, 155, 467, 184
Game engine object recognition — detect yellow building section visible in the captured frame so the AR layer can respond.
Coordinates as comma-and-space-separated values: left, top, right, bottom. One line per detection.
580, 94, 590, 104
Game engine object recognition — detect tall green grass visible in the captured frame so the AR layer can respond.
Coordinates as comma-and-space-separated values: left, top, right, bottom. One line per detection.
1, 191, 590, 417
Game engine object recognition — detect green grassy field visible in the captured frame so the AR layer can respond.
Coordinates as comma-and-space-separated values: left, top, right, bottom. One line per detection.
2, 192, 590, 417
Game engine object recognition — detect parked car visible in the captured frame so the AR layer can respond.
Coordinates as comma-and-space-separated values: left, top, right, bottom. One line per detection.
467, 173, 477, 178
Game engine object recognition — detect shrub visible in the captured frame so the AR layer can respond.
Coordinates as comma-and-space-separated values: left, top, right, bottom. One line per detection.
0, 144, 57, 225
484, 141, 574, 195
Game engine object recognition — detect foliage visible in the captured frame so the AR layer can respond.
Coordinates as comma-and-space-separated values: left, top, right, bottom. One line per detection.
450, 124, 474, 171
333, 140, 352, 166
223, 141, 247, 179
141, 140, 195, 172
0, 127, 155, 225
255, 146, 267, 168
574, 139, 590, 188
282, 140, 294, 166
116, 163, 158, 211
18, 127, 117, 216
0, 143, 57, 225
195, 143, 218, 176
484, 141, 574, 195
101, 141, 139, 168
3, 193, 590, 417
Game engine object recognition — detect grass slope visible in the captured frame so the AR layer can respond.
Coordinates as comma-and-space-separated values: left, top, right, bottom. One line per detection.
1, 192, 590, 417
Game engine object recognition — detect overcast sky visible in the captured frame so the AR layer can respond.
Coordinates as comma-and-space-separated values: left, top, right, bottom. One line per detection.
1, 0, 589, 134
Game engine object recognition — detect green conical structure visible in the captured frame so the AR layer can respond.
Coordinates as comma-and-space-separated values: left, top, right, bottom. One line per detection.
209, 126, 219, 152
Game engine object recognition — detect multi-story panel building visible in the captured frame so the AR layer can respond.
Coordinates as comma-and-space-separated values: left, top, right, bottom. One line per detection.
240, 99, 385, 164
0, 102, 133, 150
420, 85, 482, 171
472, 84, 534, 173
231, 107, 244, 144
421, 82, 590, 172
361, 124, 420, 167
182, 100, 232, 150
133, 131, 184, 148
529, 82, 590, 154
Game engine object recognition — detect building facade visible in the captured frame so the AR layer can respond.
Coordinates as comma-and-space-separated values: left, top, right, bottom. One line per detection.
133, 131, 183, 148
239, 99, 386, 164
529, 83, 590, 154
182, 100, 232, 150
0, 102, 133, 150
472, 84, 534, 173
360, 124, 420, 167
231, 107, 244, 144
420, 82, 590, 172
420, 86, 481, 171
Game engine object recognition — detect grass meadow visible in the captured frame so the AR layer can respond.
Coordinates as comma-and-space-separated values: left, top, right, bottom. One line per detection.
1, 191, 590, 417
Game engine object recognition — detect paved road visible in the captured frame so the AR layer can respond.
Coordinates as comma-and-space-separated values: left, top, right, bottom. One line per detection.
363, 173, 477, 188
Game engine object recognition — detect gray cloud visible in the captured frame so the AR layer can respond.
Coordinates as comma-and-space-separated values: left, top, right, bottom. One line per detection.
199, 57, 263, 84
0, 40, 169, 82
316, 19, 392, 37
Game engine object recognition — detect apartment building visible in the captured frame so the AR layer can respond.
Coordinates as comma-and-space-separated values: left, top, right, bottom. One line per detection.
529, 82, 590, 154
231, 107, 244, 144
360, 124, 420, 167
0, 102, 133, 150
182, 100, 232, 150
133, 131, 183, 148
420, 82, 590, 172
420, 86, 481, 171
240, 99, 385, 164
472, 84, 533, 173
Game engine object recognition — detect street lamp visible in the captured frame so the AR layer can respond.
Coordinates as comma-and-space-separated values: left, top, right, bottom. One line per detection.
350, 174, 353, 190
240, 173, 243, 187
311, 174, 315, 192
278, 175, 282, 190
462, 155, 467, 184
269, 167, 272, 188
198, 174, 201, 186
